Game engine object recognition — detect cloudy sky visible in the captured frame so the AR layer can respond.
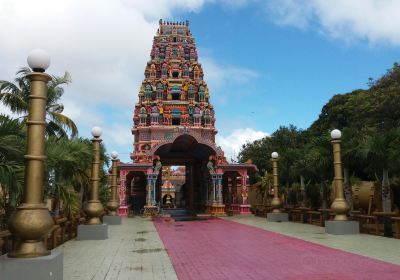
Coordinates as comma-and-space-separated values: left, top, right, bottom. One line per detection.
1, 0, 400, 162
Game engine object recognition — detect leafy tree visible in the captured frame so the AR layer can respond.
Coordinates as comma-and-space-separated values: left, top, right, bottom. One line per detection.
0, 68, 78, 138
0, 115, 25, 226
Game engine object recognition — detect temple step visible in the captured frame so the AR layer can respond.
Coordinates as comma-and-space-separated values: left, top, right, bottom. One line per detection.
161, 208, 193, 217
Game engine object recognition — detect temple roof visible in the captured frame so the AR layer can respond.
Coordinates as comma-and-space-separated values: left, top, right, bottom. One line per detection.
159, 19, 190, 35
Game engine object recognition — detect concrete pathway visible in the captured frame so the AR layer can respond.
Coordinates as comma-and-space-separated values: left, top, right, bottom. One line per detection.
155, 217, 400, 280
224, 215, 400, 265
60, 215, 400, 279
62, 217, 177, 280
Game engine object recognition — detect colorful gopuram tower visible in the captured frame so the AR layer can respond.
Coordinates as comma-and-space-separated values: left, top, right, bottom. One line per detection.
131, 19, 217, 162
118, 20, 256, 217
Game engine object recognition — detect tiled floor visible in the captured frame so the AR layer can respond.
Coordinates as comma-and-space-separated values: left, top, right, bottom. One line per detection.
224, 215, 400, 265
62, 217, 177, 280
61, 215, 400, 279
155, 217, 400, 280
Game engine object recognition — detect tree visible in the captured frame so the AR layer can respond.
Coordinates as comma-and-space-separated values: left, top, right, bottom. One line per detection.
363, 129, 400, 212
44, 136, 92, 217
0, 115, 25, 227
0, 68, 78, 138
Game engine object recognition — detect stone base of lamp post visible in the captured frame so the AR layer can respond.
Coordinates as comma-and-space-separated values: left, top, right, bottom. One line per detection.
103, 215, 122, 225
325, 220, 359, 235
0, 250, 63, 280
77, 224, 108, 240
267, 212, 289, 222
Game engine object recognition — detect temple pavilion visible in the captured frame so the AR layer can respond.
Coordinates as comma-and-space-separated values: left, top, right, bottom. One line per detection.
117, 19, 257, 216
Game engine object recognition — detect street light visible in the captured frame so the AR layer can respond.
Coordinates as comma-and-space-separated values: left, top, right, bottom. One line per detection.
267, 152, 288, 222
84, 126, 105, 225
325, 129, 359, 234
270, 152, 282, 213
105, 151, 120, 217
7, 49, 54, 258
329, 129, 349, 221
1, 49, 62, 279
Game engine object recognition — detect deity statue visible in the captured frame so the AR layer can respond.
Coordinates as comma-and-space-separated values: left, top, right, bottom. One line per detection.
241, 185, 248, 205
207, 156, 215, 173
153, 159, 162, 173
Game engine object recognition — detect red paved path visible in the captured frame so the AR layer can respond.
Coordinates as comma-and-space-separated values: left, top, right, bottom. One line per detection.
154, 218, 400, 280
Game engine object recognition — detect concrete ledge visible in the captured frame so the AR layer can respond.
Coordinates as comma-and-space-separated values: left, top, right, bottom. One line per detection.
267, 212, 289, 222
0, 250, 63, 280
77, 223, 108, 240
103, 215, 122, 225
325, 220, 360, 235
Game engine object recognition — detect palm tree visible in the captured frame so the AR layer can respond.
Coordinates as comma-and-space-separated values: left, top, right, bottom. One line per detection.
364, 128, 400, 212
45, 136, 93, 217
304, 135, 333, 209
341, 127, 367, 211
44, 136, 110, 218
0, 115, 25, 227
0, 68, 78, 138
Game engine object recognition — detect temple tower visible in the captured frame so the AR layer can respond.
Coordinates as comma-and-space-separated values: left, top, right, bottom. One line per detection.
118, 20, 256, 216
131, 19, 216, 162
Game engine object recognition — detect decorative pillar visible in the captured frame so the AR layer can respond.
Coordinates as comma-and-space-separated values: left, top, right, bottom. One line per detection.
217, 174, 223, 204
325, 129, 359, 234
267, 152, 289, 222
1, 48, 63, 280
146, 171, 153, 206
209, 169, 225, 216
106, 151, 120, 215
84, 126, 105, 225
212, 174, 217, 205
8, 50, 53, 258
330, 129, 349, 221
239, 169, 250, 214
103, 151, 122, 225
77, 126, 108, 240
270, 152, 282, 213
152, 173, 158, 206
118, 170, 129, 216
205, 178, 209, 204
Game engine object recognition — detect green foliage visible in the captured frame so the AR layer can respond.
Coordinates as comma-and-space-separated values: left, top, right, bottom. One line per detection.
0, 68, 78, 137
0, 115, 25, 227
239, 62, 400, 209
0, 68, 110, 226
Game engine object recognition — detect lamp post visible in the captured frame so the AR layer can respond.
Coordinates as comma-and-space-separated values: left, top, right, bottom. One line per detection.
106, 151, 120, 216
84, 126, 105, 225
330, 129, 349, 221
325, 129, 359, 234
267, 151, 288, 222
7, 49, 54, 258
270, 152, 282, 213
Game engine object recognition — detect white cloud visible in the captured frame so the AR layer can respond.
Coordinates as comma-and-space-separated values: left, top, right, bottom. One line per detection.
0, 0, 262, 161
264, 0, 400, 46
0, 0, 210, 160
202, 57, 259, 89
216, 128, 269, 162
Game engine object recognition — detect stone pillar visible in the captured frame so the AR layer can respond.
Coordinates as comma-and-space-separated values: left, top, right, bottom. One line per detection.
146, 175, 152, 206
217, 174, 223, 204
118, 170, 129, 216
212, 174, 217, 205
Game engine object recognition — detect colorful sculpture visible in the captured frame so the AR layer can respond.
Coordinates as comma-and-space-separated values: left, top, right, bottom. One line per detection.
131, 19, 216, 162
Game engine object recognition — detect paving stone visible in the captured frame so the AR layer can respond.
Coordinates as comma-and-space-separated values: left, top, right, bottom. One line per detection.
224, 215, 400, 265
62, 217, 178, 280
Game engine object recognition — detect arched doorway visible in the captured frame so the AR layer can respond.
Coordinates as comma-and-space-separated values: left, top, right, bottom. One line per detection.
154, 134, 216, 212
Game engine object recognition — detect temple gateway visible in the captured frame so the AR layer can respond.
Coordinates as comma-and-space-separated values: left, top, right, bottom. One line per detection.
117, 20, 257, 216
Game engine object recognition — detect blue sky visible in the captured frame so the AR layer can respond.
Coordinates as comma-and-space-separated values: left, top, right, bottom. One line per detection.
1, 0, 400, 162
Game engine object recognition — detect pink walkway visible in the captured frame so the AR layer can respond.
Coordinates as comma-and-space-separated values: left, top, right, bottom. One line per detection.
154, 218, 400, 280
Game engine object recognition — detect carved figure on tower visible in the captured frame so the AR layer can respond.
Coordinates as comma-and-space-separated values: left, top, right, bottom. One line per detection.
131, 19, 223, 163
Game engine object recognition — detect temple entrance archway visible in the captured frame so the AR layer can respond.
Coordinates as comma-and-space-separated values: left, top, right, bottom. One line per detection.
154, 134, 216, 212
